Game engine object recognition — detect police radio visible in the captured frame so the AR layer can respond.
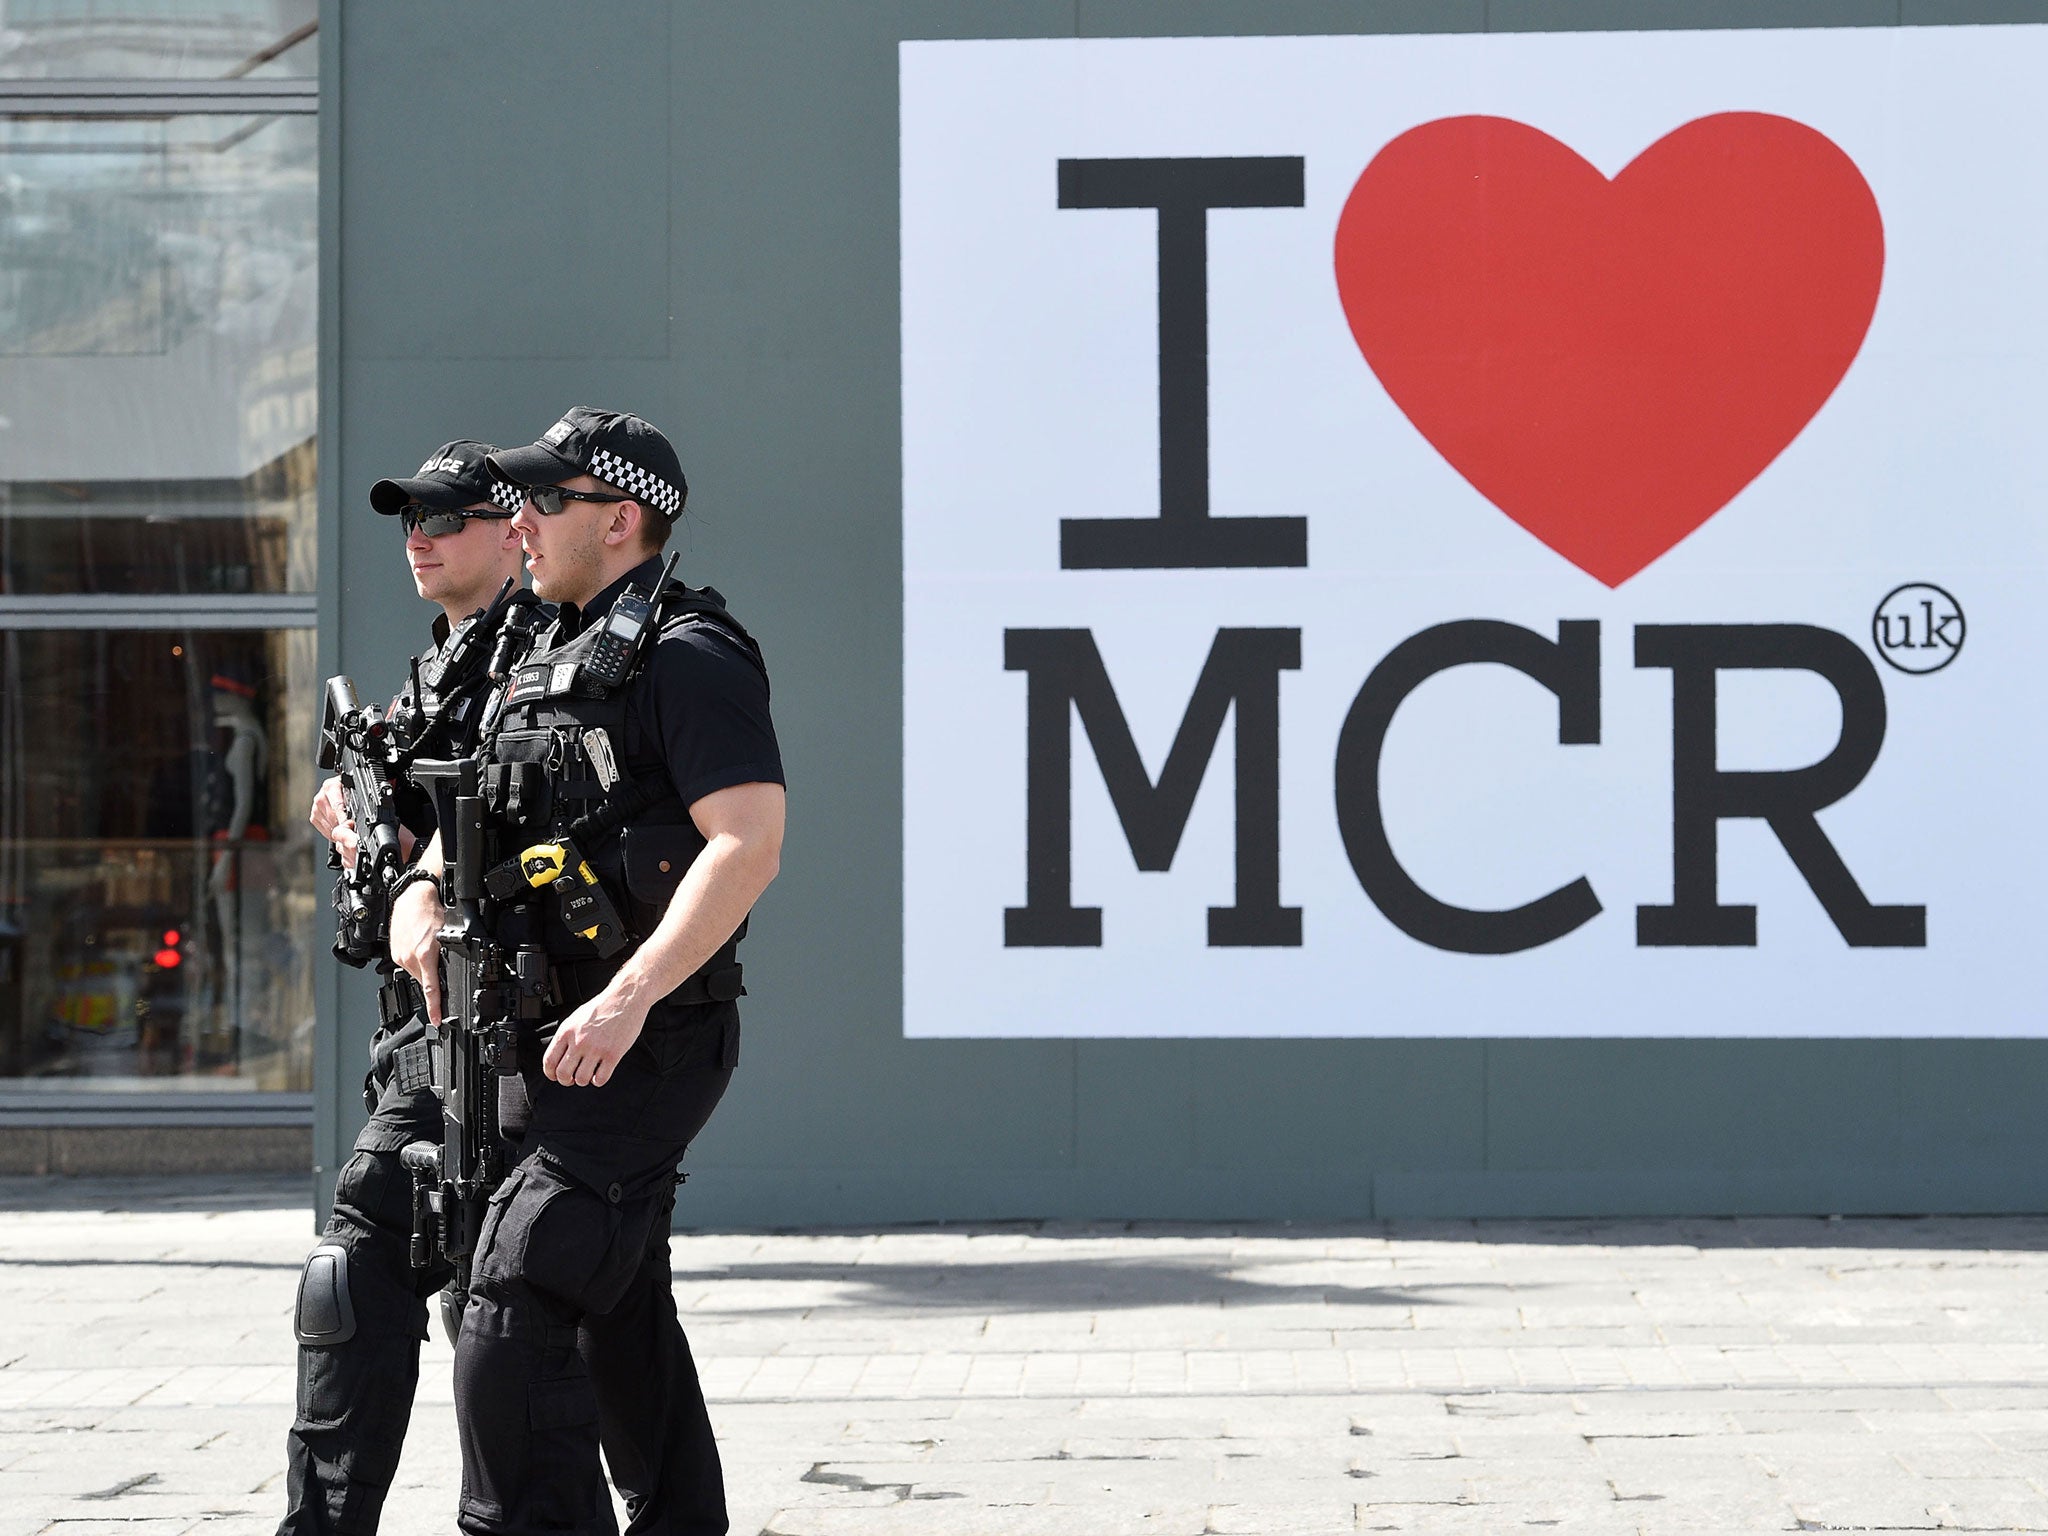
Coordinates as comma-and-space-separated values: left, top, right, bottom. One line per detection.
580, 552, 680, 693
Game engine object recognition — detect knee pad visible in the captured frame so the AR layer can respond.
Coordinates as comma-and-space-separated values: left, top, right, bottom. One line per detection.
294, 1243, 357, 1346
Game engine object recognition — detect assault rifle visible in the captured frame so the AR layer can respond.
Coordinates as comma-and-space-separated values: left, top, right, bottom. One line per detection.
317, 678, 410, 968
316, 578, 542, 966
402, 757, 550, 1343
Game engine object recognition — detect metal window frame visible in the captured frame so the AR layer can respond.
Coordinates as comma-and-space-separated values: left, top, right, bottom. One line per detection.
0, 1091, 314, 1127
0, 79, 317, 116
0, 594, 318, 630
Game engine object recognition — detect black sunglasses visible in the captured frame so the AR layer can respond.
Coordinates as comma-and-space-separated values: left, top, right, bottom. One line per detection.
523, 485, 632, 517
400, 505, 514, 538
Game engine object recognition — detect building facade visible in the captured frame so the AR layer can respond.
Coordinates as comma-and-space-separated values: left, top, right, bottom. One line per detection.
7, 1, 2043, 1216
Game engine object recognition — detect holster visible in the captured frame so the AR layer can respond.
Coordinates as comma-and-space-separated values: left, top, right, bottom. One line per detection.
364, 977, 433, 1111
376, 972, 417, 1032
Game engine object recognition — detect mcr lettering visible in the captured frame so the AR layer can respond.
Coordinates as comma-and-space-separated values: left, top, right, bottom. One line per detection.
1003, 154, 1927, 958
1007, 616, 1925, 956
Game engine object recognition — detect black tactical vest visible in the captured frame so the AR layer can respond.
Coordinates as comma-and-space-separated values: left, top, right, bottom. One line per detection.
477, 582, 768, 1004
390, 597, 548, 839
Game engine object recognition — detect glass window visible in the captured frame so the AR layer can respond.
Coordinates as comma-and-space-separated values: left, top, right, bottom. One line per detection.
0, 2, 317, 81
0, 454, 315, 596
0, 37, 317, 1096
0, 627, 315, 1085
0, 109, 317, 595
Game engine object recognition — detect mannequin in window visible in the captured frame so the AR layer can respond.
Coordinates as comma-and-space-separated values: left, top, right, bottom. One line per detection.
205, 670, 267, 1066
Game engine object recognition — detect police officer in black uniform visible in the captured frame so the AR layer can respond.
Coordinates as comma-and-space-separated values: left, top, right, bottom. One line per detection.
387, 408, 784, 1536
282, 441, 526, 1536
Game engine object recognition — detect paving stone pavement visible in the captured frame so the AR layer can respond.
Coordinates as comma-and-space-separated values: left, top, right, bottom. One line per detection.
2, 1177, 2047, 1535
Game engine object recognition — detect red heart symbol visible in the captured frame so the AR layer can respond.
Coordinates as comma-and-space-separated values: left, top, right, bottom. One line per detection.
1334, 113, 1884, 586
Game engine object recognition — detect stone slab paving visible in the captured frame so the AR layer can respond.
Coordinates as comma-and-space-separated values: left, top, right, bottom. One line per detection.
2, 1178, 2046, 1535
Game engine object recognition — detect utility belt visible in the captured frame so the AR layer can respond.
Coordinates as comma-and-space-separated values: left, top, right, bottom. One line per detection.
363, 946, 740, 1111
547, 948, 745, 1015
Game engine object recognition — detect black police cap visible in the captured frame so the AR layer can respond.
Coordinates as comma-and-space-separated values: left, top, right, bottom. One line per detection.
369, 440, 523, 516
488, 406, 688, 521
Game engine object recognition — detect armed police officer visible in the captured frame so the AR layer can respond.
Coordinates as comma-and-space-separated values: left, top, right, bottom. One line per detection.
283, 441, 526, 1536
388, 407, 784, 1536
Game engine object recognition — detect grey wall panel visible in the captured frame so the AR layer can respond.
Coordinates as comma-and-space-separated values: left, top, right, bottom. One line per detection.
1897, 1040, 2048, 1167
1487, 0, 1898, 28
1188, 1041, 1488, 1172
317, 0, 2048, 1224
1077, 1, 1484, 34
1904, 0, 2048, 19
340, 4, 672, 361
1074, 1042, 1198, 1170
1482, 1042, 1903, 1171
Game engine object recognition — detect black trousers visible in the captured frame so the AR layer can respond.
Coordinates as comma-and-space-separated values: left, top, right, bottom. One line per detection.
277, 1064, 450, 1536
281, 1010, 730, 1536
453, 1002, 736, 1536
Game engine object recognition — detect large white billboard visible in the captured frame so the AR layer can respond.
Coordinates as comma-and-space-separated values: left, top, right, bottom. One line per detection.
901, 27, 2048, 1037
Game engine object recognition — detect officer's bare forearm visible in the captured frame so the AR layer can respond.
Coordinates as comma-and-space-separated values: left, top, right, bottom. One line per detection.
607, 834, 778, 1008
606, 783, 783, 1012
388, 829, 449, 1024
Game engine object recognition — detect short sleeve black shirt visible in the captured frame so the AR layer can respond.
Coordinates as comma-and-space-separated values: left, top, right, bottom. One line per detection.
594, 558, 783, 809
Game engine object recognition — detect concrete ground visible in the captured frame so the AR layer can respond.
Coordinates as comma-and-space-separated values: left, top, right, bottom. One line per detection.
2, 1179, 2046, 1535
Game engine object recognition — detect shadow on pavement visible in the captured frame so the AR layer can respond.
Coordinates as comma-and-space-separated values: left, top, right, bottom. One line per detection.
663, 1214, 2048, 1314
670, 1256, 1503, 1315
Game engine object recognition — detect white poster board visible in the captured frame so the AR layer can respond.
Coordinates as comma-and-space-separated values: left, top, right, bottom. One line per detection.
901, 27, 2048, 1037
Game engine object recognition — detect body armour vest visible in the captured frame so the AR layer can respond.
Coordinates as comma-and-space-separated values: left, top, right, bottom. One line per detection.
389, 593, 550, 840
477, 582, 768, 1002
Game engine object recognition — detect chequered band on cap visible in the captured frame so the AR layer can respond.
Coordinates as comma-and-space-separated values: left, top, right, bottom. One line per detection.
589, 446, 683, 519
488, 478, 524, 513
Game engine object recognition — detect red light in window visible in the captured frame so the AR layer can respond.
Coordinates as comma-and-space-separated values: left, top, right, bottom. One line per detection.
162, 929, 181, 946
154, 949, 182, 969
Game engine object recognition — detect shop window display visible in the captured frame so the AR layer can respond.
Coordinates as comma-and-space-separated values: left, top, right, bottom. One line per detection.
0, 622, 315, 1084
